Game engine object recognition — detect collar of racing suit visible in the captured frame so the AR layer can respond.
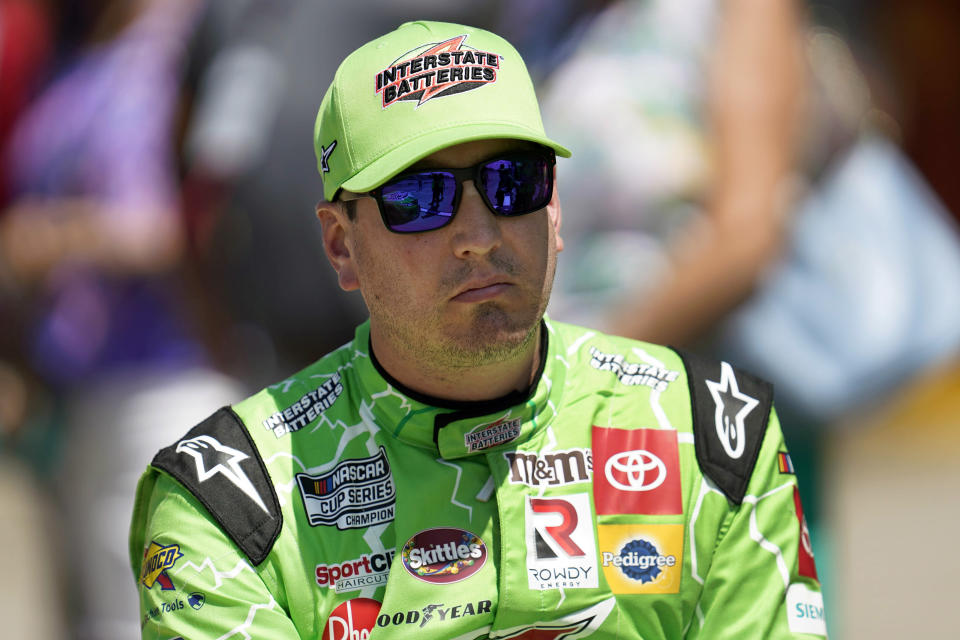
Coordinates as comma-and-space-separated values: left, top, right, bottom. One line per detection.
354, 318, 567, 460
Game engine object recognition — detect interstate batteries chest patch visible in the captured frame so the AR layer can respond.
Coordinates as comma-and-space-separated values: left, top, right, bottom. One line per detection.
296, 447, 396, 529
464, 416, 522, 452
375, 35, 500, 108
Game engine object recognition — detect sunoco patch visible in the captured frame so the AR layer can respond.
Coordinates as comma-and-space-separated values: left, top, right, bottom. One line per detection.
140, 541, 183, 590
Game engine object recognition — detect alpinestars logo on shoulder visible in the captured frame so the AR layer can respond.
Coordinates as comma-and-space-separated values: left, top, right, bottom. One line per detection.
374, 35, 500, 108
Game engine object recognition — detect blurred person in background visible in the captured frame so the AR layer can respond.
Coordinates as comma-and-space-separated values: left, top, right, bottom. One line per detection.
815, 1, 960, 637
526, 0, 960, 637
0, 0, 244, 637
0, 3, 62, 637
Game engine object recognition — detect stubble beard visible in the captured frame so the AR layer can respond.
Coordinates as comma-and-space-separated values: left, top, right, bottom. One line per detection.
378, 297, 544, 372
360, 233, 557, 376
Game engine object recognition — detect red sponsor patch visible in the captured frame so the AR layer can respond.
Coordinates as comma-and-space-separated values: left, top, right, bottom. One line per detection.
322, 598, 381, 640
793, 486, 818, 581
592, 427, 682, 515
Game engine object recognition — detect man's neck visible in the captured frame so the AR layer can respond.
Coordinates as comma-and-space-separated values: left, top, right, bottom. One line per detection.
368, 323, 544, 403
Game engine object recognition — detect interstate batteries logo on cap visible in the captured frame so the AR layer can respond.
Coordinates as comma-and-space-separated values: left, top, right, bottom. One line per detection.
401, 528, 487, 584
375, 35, 500, 108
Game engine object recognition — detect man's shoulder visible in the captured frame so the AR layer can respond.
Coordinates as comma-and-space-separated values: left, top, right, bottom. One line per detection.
135, 334, 365, 566
547, 318, 687, 387
146, 407, 282, 565
548, 318, 776, 504
233, 337, 360, 441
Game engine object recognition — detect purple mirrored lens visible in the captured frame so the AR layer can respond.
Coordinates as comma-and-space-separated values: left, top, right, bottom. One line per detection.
381, 172, 456, 232
480, 156, 551, 215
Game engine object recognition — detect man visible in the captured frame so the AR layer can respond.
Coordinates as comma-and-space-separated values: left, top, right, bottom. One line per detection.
130, 20, 826, 639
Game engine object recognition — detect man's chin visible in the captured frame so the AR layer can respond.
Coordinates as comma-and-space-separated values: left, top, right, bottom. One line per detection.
440, 307, 541, 366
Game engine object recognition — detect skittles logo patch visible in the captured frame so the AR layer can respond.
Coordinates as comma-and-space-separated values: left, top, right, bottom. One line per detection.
401, 528, 487, 584
140, 541, 183, 590
374, 35, 500, 108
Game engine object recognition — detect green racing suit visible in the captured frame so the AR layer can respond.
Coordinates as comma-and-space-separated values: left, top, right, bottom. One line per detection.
129, 318, 827, 639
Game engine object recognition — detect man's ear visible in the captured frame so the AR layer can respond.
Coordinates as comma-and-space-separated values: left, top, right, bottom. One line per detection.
316, 201, 360, 291
548, 168, 564, 252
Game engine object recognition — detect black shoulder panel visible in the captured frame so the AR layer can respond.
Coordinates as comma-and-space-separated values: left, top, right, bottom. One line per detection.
673, 350, 773, 505
152, 407, 282, 565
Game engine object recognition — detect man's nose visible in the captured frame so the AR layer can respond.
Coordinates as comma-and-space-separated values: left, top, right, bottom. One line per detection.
448, 180, 502, 258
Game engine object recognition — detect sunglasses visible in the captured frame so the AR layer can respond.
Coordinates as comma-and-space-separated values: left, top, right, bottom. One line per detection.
343, 150, 556, 233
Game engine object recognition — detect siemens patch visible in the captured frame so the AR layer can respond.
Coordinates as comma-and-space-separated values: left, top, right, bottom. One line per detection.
296, 447, 396, 529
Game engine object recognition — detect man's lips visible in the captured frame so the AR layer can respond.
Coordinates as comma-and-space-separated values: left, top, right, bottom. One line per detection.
451, 277, 513, 303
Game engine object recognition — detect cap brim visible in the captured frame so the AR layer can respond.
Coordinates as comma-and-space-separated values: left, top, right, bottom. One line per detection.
339, 123, 571, 196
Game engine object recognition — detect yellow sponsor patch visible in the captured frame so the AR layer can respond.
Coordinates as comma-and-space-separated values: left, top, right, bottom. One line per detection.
140, 541, 183, 590
597, 524, 683, 594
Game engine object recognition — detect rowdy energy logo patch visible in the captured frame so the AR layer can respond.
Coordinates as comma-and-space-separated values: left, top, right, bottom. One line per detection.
526, 493, 599, 590
597, 524, 683, 594
375, 35, 500, 108
140, 541, 183, 590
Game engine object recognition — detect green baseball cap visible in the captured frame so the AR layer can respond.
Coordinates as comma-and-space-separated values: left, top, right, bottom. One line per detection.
314, 20, 571, 201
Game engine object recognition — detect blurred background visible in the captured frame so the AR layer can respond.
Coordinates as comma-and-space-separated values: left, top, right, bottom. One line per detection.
1, 0, 957, 638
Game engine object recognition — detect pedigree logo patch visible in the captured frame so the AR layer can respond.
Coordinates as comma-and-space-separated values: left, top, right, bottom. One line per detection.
597, 524, 683, 594
592, 427, 682, 515
374, 35, 500, 108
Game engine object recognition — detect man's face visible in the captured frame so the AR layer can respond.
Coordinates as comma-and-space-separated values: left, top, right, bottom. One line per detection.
326, 138, 563, 370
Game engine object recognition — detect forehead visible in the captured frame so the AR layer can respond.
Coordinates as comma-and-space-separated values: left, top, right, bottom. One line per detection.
408, 138, 538, 171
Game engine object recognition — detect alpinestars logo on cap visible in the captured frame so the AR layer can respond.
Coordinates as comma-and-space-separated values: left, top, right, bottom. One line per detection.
319, 140, 336, 173
375, 35, 501, 108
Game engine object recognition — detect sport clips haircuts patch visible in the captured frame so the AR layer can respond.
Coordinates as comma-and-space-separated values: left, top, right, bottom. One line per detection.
374, 35, 500, 108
